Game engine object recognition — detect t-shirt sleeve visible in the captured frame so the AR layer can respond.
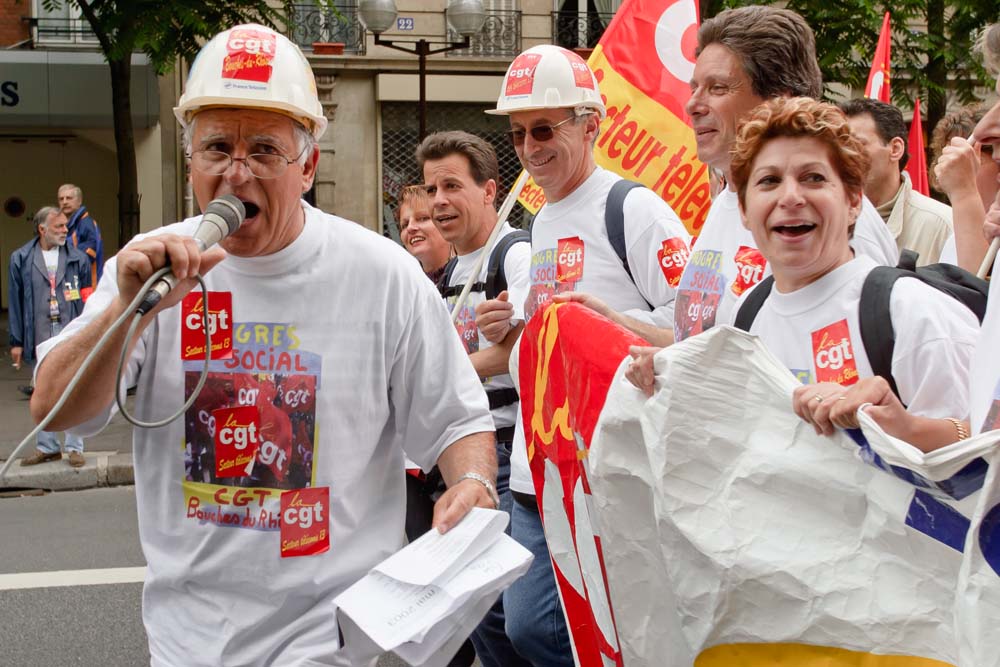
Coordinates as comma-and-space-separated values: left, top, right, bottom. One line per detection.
622, 189, 692, 328
889, 278, 979, 419
502, 239, 532, 323
391, 276, 495, 471
35, 253, 147, 437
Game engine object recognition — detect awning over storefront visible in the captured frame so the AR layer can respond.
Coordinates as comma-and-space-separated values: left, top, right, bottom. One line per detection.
0, 51, 159, 128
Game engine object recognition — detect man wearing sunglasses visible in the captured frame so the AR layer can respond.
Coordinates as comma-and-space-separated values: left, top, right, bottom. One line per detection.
477, 44, 692, 667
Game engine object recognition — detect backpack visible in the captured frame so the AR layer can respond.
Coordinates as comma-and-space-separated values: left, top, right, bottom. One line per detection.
529, 178, 653, 308
733, 249, 988, 401
437, 229, 532, 301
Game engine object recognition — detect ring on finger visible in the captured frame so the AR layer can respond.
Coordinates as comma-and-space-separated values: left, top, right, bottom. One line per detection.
814, 395, 825, 403
838, 396, 848, 401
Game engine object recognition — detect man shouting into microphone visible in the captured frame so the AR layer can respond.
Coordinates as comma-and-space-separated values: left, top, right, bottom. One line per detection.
31, 25, 497, 667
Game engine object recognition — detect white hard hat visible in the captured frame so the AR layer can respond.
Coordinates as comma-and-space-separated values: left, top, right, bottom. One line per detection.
487, 44, 606, 119
174, 24, 327, 140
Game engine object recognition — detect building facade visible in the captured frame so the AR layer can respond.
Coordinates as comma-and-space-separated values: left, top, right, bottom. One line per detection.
0, 0, 620, 307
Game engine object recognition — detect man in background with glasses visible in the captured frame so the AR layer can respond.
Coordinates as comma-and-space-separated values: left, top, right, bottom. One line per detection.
475, 44, 692, 667
30, 24, 497, 667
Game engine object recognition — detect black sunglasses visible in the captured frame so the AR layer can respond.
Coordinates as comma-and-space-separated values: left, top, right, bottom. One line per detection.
507, 116, 576, 146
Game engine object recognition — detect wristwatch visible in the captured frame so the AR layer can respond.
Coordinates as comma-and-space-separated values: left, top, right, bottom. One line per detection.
457, 472, 500, 510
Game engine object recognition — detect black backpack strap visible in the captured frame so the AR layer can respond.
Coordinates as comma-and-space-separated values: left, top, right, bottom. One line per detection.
606, 179, 654, 309
605, 179, 645, 283
732, 275, 775, 332
484, 229, 531, 300
436, 257, 487, 299
859, 266, 905, 401
436, 258, 459, 298
897, 248, 919, 272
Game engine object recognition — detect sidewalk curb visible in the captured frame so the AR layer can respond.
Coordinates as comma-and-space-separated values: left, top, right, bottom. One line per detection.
0, 451, 134, 491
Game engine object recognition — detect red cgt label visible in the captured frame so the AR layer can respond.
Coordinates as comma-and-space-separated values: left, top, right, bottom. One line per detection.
658, 237, 690, 287
563, 50, 595, 90
505, 52, 541, 97
213, 406, 261, 478
280, 487, 330, 558
731, 245, 767, 296
556, 237, 585, 284
811, 319, 859, 386
222, 27, 276, 84
181, 292, 233, 361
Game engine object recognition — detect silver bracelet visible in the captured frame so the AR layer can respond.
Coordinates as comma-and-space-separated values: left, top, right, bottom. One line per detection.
457, 472, 500, 510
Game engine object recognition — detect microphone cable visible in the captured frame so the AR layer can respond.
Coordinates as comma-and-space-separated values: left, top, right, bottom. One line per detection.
0, 268, 214, 481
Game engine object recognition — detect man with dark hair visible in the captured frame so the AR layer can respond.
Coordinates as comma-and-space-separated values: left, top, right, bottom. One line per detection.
9, 206, 91, 467
671, 5, 899, 342
841, 98, 953, 265
58, 183, 104, 284
415, 130, 532, 667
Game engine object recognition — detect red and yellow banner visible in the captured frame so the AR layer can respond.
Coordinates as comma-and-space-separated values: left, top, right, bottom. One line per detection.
518, 0, 709, 236
865, 12, 891, 102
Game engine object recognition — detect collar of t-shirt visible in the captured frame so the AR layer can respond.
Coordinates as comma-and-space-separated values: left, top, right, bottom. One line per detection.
42, 247, 59, 272
765, 255, 876, 317
534, 166, 606, 222
220, 201, 323, 276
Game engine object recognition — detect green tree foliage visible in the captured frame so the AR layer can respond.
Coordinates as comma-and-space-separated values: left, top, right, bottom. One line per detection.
41, 0, 296, 244
699, 0, 999, 141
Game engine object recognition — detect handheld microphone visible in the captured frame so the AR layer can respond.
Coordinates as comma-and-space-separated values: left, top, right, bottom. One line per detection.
136, 194, 245, 315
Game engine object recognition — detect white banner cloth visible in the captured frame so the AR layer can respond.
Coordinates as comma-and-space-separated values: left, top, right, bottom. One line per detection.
588, 326, 1000, 665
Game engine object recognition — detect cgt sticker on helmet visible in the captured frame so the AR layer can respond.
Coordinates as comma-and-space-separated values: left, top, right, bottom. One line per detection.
505, 52, 542, 97
223, 27, 277, 85
562, 50, 595, 90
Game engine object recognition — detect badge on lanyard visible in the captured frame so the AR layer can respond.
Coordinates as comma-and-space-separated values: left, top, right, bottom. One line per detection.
181, 292, 234, 360
280, 487, 330, 558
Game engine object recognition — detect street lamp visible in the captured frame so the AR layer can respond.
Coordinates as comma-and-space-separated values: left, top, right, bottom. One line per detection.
358, 0, 487, 140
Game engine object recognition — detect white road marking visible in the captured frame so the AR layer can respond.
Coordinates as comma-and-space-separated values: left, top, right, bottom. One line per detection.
0, 566, 146, 591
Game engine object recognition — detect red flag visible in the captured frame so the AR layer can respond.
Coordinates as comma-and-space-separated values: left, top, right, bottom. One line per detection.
865, 12, 891, 102
518, 0, 710, 235
906, 98, 930, 196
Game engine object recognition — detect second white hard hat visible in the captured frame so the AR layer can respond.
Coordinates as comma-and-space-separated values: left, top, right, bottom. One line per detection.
487, 44, 606, 119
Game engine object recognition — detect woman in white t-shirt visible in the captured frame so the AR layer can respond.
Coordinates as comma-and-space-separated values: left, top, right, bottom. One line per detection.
628, 97, 979, 452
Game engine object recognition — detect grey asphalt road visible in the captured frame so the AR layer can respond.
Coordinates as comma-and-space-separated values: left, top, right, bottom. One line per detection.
0, 487, 417, 667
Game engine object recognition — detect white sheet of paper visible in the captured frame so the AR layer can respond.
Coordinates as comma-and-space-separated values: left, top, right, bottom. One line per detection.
334, 519, 532, 659
376, 507, 508, 585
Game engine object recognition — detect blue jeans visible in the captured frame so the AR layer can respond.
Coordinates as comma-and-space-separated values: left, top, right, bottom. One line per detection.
468, 436, 532, 667
504, 496, 575, 667
28, 359, 83, 455
36, 430, 84, 455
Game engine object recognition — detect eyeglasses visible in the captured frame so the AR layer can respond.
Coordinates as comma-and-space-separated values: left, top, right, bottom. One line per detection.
506, 115, 577, 147
187, 145, 308, 179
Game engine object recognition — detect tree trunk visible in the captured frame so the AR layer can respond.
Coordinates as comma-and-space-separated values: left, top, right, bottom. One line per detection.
925, 0, 946, 156
109, 56, 140, 247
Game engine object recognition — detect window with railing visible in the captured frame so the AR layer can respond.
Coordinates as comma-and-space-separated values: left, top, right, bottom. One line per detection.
30, 0, 99, 46
552, 0, 619, 50
288, 2, 366, 54
445, 8, 521, 58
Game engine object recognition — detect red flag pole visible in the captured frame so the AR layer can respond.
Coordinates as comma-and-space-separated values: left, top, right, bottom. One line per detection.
906, 98, 930, 196
865, 12, 891, 102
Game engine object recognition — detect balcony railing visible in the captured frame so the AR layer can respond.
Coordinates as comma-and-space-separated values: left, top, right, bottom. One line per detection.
24, 16, 99, 46
288, 3, 366, 55
446, 9, 521, 58
551, 11, 615, 50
